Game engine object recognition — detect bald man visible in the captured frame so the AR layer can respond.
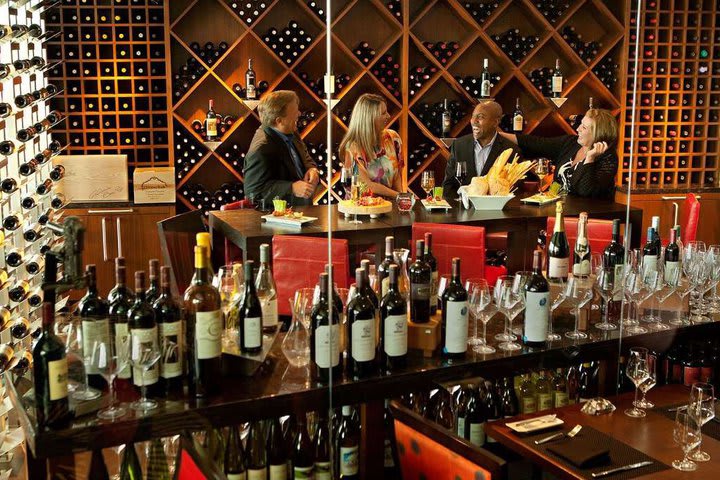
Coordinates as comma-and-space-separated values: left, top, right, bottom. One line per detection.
442, 101, 521, 200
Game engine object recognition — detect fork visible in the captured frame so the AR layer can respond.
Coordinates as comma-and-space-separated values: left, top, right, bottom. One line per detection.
534, 424, 583, 445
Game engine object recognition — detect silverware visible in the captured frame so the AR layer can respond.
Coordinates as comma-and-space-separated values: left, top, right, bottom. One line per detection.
513, 414, 557, 428
535, 424, 582, 445
591, 461, 653, 478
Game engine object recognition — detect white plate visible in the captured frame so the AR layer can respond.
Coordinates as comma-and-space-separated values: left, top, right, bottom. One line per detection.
506, 414, 564, 433
421, 199, 452, 210
261, 214, 318, 227
466, 194, 514, 210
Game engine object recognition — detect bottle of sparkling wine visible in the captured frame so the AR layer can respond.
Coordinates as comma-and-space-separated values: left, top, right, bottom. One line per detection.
547, 201, 570, 281
572, 212, 591, 277
225, 425, 247, 479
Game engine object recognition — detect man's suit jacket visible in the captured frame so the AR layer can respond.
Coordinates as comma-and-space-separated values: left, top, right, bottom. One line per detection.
243, 126, 318, 206
442, 133, 521, 200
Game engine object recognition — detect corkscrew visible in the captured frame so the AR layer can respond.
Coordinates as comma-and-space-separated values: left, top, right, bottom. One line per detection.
41, 216, 86, 302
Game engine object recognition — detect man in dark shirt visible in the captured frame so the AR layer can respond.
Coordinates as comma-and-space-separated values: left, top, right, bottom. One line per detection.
442, 101, 521, 200
243, 90, 319, 206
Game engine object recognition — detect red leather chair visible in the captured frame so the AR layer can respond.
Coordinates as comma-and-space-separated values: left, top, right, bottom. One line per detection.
174, 434, 225, 480
681, 193, 700, 243
411, 223, 487, 281
220, 199, 254, 265
546, 217, 615, 254
272, 235, 350, 316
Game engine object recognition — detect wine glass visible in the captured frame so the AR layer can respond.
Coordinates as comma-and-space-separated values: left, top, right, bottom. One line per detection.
688, 382, 715, 462
455, 161, 467, 201
467, 280, 496, 354
564, 276, 593, 339
593, 268, 618, 330
340, 165, 353, 200
634, 352, 656, 409
623, 266, 654, 335
465, 279, 486, 346
547, 279, 565, 341
673, 407, 702, 471
688, 259, 711, 324
420, 171, 435, 201
672, 269, 693, 326
493, 276, 516, 343
624, 347, 650, 418
66, 318, 102, 401
91, 337, 130, 420
215, 264, 242, 319
651, 261, 677, 331
685, 241, 706, 308
294, 288, 316, 330
282, 298, 310, 368
129, 330, 162, 411
707, 245, 720, 312
495, 277, 524, 351
534, 158, 549, 194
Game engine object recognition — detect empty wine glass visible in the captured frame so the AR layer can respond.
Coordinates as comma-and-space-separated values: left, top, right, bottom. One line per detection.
564, 276, 593, 339
495, 278, 524, 351
634, 352, 656, 409
689, 382, 715, 462
465, 279, 487, 346
623, 266, 654, 335
688, 260, 711, 324
707, 245, 720, 312
672, 271, 693, 326
467, 281, 496, 354
593, 268, 618, 330
547, 279, 565, 341
91, 337, 130, 420
673, 407, 702, 471
129, 330, 162, 411
66, 318, 102, 401
494, 276, 516, 343
282, 298, 310, 368
685, 241, 706, 308
625, 347, 650, 418
651, 262, 678, 330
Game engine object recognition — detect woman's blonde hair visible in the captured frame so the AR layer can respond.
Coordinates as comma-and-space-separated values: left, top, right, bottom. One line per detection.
339, 93, 386, 162
585, 108, 618, 145
258, 90, 298, 128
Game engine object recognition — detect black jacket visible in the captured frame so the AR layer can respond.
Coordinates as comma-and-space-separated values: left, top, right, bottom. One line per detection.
243, 126, 318, 206
442, 133, 521, 199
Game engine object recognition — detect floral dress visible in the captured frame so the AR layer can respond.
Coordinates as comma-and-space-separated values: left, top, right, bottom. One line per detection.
349, 129, 403, 189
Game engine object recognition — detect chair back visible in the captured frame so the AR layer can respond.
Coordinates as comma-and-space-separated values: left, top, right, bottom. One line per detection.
681, 193, 700, 243
272, 235, 350, 316
157, 210, 206, 298
411, 223, 486, 280
546, 217, 614, 254
173, 434, 226, 480
220, 200, 254, 264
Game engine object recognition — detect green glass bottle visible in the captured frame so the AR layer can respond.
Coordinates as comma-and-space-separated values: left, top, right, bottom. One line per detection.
119, 443, 142, 480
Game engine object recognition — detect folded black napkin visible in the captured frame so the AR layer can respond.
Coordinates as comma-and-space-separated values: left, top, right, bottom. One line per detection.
547, 437, 611, 468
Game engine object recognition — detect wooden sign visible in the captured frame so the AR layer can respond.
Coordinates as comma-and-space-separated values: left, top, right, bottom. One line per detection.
52, 155, 129, 203
133, 167, 176, 204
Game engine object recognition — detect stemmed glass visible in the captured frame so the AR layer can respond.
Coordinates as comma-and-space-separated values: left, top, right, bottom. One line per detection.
534, 158, 549, 194
673, 407, 703, 471
91, 337, 130, 420
293, 288, 316, 330
493, 275, 517, 343
623, 266, 655, 335
685, 241, 706, 308
467, 281, 496, 354
672, 270, 693, 326
707, 245, 720, 312
688, 260, 711, 323
564, 276, 593, 339
66, 319, 102, 401
593, 268, 618, 330
495, 277, 525, 351
688, 382, 715, 462
547, 279, 565, 341
624, 347, 650, 418
465, 279, 487, 346
454, 161, 467, 201
340, 165, 353, 200
420, 171, 435, 201
650, 261, 676, 330
129, 330, 162, 411
634, 352, 656, 409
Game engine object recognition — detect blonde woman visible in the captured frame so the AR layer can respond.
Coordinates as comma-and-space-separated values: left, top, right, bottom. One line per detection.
340, 93, 405, 198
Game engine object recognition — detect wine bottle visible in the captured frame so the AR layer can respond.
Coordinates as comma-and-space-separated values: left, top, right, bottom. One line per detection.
642, 227, 659, 273
314, 410, 332, 480
0, 140, 14, 155
205, 99, 218, 141
89, 449, 111, 480
110, 265, 133, 382
184, 245, 222, 397
146, 437, 170, 480
195, 232, 215, 278
346, 267, 377, 379
119, 443, 143, 480
441, 98, 451, 136
268, 417, 288, 480
651, 216, 662, 256
441, 257, 468, 358
519, 374, 537, 413
78, 264, 111, 390
409, 240, 431, 324
337, 406, 359, 479
552, 368, 569, 407
153, 266, 184, 395
524, 251, 549, 347
6, 248, 23, 268
552, 58, 563, 97
33, 302, 71, 429
572, 212, 591, 277
292, 415, 314, 478
247, 420, 268, 479
2, 212, 22, 231
146, 259, 160, 304
665, 228, 680, 285
49, 165, 65, 181
466, 386, 486, 446
535, 370, 553, 411
513, 97, 523, 132
376, 236, 395, 298
359, 259, 379, 308
246, 58, 257, 99
203, 427, 226, 468
480, 58, 491, 98
311, 272, 341, 383
10, 316, 30, 339
225, 425, 247, 479
424, 232, 439, 315
500, 377, 519, 418
379, 264, 407, 373
128, 271, 161, 397
108, 258, 134, 304
603, 219, 625, 280
240, 260, 263, 353
484, 380, 501, 443
547, 201, 570, 281
256, 243, 279, 331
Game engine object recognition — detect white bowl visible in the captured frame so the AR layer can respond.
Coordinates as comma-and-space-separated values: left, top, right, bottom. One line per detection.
466, 194, 515, 210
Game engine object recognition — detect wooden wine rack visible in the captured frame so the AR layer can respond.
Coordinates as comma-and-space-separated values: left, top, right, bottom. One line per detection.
621, 0, 719, 191
167, 0, 628, 213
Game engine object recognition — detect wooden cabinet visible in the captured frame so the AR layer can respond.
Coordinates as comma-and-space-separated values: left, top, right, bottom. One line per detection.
62, 204, 175, 297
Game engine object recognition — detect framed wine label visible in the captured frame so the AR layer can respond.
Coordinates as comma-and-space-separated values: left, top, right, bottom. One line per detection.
52, 155, 129, 203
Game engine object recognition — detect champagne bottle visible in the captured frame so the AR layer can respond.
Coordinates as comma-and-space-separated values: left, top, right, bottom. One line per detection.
119, 443, 142, 480
146, 259, 160, 304
313, 410, 332, 480
441, 98, 451, 136
292, 416, 314, 478
110, 265, 133, 382
267, 417, 288, 480
153, 266, 184, 395
642, 227, 659, 273
246, 420, 268, 480
441, 258, 468, 358
572, 212, 591, 277
205, 99, 218, 141
552, 58, 563, 97
184, 245, 222, 397
33, 302, 70, 429
246, 58, 257, 100
78, 264, 111, 390
359, 259, 379, 308
256, 244, 278, 331
146, 437, 170, 480
512, 97, 523, 132
524, 251, 549, 347
128, 271, 161, 397
240, 260, 263, 353
337, 406, 359, 479
547, 201, 570, 281
409, 240, 431, 324
480, 58, 491, 98
347, 267, 376, 378
311, 272, 341, 383
424, 232, 439, 315
379, 264, 407, 373
108, 257, 134, 304
89, 449, 110, 480
665, 228, 680, 285
225, 425, 247, 479
376, 236, 395, 298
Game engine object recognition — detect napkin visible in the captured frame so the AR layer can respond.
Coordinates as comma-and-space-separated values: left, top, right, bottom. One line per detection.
547, 437, 610, 468
457, 185, 470, 209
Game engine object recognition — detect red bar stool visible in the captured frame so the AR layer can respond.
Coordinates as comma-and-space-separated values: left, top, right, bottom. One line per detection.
272, 235, 350, 316
681, 193, 700, 243
220, 199, 254, 265
411, 223, 488, 281
546, 216, 615, 254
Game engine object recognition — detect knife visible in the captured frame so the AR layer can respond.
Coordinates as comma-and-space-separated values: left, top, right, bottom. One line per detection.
591, 461, 653, 478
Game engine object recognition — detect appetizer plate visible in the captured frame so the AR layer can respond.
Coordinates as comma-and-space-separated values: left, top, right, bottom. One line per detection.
261, 214, 317, 227
521, 193, 562, 205
421, 198, 452, 210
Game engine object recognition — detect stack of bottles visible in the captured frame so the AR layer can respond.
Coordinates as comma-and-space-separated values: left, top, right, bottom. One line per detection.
297, 110, 318, 133
231, 80, 269, 99
298, 71, 352, 97
385, 0, 402, 22
172, 55, 207, 101
414, 100, 466, 137
220, 143, 247, 173
528, 66, 563, 97
353, 41, 376, 65
227, 0, 269, 25
174, 124, 207, 180
370, 54, 401, 98
409, 65, 438, 98
306, 1, 326, 20
455, 73, 501, 98
180, 183, 244, 215
261, 21, 314, 66
188, 41, 230, 67
407, 143, 438, 175
305, 142, 341, 180
490, 29, 540, 64
422, 41, 460, 65
192, 112, 236, 142
561, 26, 601, 64
461, 1, 500, 25
593, 55, 619, 90
534, 0, 572, 24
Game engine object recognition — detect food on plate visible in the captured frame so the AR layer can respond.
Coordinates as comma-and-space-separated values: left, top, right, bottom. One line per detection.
466, 148, 535, 196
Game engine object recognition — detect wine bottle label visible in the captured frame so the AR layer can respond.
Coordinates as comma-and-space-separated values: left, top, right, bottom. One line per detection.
443, 300, 468, 354
82, 318, 110, 374
246, 84, 256, 99
340, 446, 359, 475
572, 255, 591, 276
260, 296, 278, 328
293, 466, 313, 478
442, 114, 451, 131
642, 255, 657, 273
247, 469, 266, 480
381, 277, 390, 298
554, 391, 569, 408
314, 324, 340, 368
522, 396, 537, 414
548, 257, 568, 278
538, 393, 553, 410
469, 422, 485, 446
206, 118, 217, 137
269, 464, 286, 480
159, 321, 183, 378
481, 80, 490, 97
523, 291, 549, 343
384, 438, 395, 467
613, 263, 625, 300
227, 473, 246, 480
195, 310, 222, 359
243, 316, 262, 349
513, 114, 523, 131
383, 314, 407, 357
315, 462, 331, 479
664, 261, 680, 285
131, 327, 159, 387
411, 282, 430, 301
48, 357, 68, 400
115, 323, 131, 379
456, 416, 466, 438
552, 75, 563, 93
430, 271, 439, 309
351, 318, 376, 362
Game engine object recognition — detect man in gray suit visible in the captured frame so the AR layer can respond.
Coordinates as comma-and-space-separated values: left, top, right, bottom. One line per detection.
442, 101, 521, 200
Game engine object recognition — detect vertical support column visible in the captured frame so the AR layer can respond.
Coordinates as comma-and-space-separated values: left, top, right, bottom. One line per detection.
359, 399, 385, 479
